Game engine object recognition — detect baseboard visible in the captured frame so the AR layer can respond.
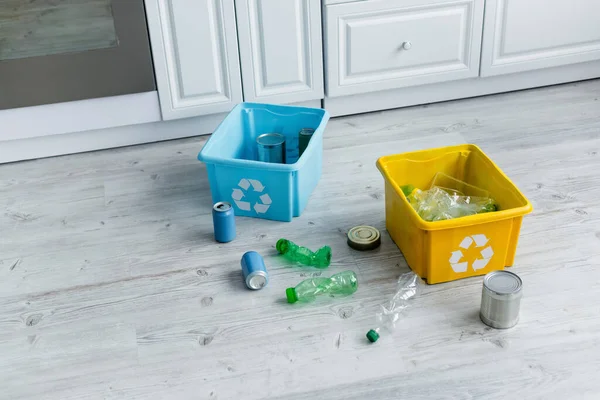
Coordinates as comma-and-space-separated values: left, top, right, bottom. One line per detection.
0, 113, 226, 164
291, 99, 322, 109
1, 91, 161, 141
323, 61, 600, 117
0, 98, 326, 164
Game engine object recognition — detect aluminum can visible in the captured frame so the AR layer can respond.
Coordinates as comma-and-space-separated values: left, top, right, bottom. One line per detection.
257, 133, 286, 163
212, 202, 235, 243
480, 270, 522, 329
241, 251, 268, 290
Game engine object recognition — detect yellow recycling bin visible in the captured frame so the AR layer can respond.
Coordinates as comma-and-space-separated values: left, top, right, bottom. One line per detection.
377, 144, 532, 284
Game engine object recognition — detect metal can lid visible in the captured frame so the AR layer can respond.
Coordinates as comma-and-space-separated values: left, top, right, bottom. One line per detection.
299, 128, 315, 137
213, 202, 232, 212
483, 270, 522, 295
247, 272, 268, 290
257, 133, 285, 148
347, 226, 381, 251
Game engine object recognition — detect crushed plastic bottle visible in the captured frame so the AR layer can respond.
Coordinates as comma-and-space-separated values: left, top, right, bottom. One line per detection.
276, 238, 332, 268
403, 186, 497, 222
286, 271, 358, 303
366, 271, 421, 343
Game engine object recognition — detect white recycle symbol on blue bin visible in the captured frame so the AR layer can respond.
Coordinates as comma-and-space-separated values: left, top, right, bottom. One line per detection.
449, 234, 494, 273
231, 178, 272, 214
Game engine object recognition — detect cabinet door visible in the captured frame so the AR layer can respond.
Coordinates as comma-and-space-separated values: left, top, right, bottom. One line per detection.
145, 0, 243, 120
325, 0, 484, 97
235, 0, 324, 104
481, 0, 600, 77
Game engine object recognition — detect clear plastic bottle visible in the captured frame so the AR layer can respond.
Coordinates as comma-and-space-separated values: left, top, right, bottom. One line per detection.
366, 272, 421, 342
403, 186, 497, 222
276, 238, 332, 268
286, 271, 358, 303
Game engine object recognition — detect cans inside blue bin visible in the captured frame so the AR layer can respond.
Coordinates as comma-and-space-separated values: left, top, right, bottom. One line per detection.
198, 103, 329, 222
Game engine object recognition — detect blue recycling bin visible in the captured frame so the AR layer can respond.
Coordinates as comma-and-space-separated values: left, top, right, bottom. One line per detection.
198, 103, 329, 222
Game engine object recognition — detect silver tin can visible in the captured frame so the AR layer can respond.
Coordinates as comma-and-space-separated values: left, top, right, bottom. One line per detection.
480, 270, 522, 329
257, 133, 286, 164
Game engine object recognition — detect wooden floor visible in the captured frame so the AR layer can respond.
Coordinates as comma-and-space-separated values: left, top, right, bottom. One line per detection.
2, 80, 600, 399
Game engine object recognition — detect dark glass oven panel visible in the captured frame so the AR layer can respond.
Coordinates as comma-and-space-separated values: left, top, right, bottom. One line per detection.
0, 0, 156, 110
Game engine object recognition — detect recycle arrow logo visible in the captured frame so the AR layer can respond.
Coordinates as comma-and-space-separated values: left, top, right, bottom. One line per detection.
449, 234, 494, 273
231, 178, 272, 214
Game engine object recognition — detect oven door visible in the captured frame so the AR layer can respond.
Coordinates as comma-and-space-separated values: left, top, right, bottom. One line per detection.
0, 0, 156, 110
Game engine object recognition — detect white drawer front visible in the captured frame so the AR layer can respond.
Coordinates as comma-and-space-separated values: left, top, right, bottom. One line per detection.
325, 0, 484, 97
481, 0, 600, 77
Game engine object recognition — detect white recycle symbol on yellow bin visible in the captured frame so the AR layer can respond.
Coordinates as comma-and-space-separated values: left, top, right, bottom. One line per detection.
231, 178, 272, 214
449, 234, 494, 273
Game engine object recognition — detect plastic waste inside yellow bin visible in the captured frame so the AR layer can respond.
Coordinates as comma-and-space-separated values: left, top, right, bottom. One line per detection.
377, 144, 532, 284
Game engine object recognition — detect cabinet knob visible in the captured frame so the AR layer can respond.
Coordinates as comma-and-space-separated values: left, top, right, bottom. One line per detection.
402, 41, 412, 50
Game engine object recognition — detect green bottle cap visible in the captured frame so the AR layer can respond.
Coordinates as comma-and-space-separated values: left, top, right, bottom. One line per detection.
286, 287, 298, 303
401, 184, 415, 197
276, 239, 289, 254
366, 329, 380, 343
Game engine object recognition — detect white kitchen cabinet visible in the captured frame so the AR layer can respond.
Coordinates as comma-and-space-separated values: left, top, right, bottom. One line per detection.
235, 0, 324, 104
481, 0, 600, 77
324, 0, 484, 97
145, 0, 243, 120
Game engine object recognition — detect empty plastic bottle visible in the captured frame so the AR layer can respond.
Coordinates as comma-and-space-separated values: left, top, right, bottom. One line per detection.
276, 238, 331, 268
366, 272, 420, 343
401, 184, 497, 222
286, 271, 358, 303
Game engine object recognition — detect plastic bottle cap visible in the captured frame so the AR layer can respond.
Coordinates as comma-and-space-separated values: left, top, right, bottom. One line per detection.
400, 184, 415, 197
286, 288, 298, 303
347, 226, 381, 251
276, 238, 289, 254
366, 329, 380, 343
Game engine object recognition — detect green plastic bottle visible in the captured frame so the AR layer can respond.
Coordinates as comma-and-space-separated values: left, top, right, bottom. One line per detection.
285, 271, 358, 303
276, 238, 331, 268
